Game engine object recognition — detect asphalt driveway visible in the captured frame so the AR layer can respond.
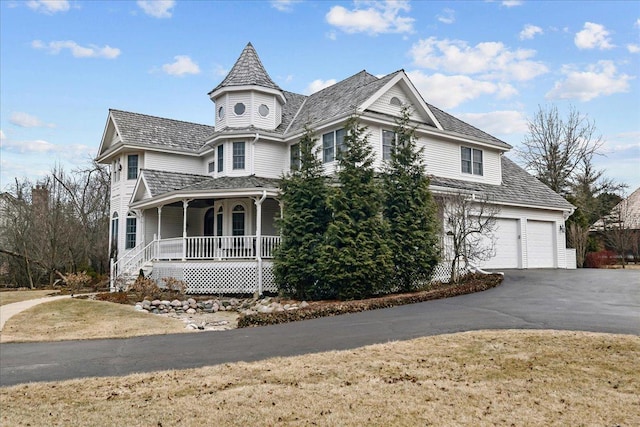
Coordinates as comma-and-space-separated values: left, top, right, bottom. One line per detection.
1, 269, 638, 386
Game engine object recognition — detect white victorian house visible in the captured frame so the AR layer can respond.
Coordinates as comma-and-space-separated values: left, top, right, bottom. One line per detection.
96, 43, 575, 293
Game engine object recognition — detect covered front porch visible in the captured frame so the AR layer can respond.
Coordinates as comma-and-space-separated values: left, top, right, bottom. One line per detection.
111, 176, 282, 293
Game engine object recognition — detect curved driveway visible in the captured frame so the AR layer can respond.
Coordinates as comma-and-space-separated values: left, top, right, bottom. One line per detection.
1, 269, 638, 386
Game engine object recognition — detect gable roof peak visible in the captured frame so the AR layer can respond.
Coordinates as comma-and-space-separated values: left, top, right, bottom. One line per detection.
209, 42, 281, 95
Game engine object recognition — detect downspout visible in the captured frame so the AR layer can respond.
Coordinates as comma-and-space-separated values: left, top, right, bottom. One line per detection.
255, 190, 267, 296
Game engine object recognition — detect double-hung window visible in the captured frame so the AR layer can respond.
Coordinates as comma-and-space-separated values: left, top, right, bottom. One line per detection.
382, 130, 397, 161
461, 147, 483, 176
125, 214, 137, 249
233, 142, 245, 170
290, 143, 300, 170
127, 154, 138, 180
322, 128, 346, 163
217, 144, 224, 172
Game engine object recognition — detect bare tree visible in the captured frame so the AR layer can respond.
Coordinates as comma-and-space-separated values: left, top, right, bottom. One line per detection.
519, 105, 603, 196
439, 192, 501, 283
602, 198, 638, 268
567, 222, 590, 268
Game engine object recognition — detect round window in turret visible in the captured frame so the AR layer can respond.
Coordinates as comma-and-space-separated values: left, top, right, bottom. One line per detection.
234, 102, 246, 116
218, 106, 225, 119
259, 104, 269, 117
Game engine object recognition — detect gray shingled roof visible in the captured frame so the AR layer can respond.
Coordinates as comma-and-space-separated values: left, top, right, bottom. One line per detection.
426, 104, 511, 149
142, 170, 210, 197
285, 71, 397, 135
430, 157, 574, 211
110, 109, 215, 152
209, 42, 281, 94
141, 169, 279, 199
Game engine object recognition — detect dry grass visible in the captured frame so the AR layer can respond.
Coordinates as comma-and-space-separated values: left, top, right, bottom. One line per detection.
0, 299, 191, 343
1, 330, 638, 426
0, 289, 60, 306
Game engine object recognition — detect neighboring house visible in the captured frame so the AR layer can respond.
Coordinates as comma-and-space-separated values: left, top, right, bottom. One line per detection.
96, 43, 574, 293
592, 187, 640, 232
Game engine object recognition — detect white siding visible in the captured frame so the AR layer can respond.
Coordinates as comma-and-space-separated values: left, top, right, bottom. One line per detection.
227, 93, 253, 128
145, 152, 202, 175
421, 137, 502, 185
254, 141, 287, 178
214, 93, 228, 129
253, 92, 278, 130
369, 85, 428, 123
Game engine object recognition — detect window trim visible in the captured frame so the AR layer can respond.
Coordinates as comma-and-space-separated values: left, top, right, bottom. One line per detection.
322, 128, 346, 163
125, 213, 137, 249
127, 154, 138, 180
382, 129, 397, 161
217, 144, 224, 173
461, 146, 484, 176
290, 143, 300, 171
232, 141, 245, 170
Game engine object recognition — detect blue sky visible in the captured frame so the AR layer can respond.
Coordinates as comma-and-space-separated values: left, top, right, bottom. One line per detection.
1, 0, 639, 194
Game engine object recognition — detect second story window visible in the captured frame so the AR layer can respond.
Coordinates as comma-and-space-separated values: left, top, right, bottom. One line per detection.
208, 161, 215, 173
233, 141, 245, 170
290, 143, 300, 171
322, 128, 346, 163
127, 154, 138, 180
382, 130, 397, 161
461, 147, 483, 176
217, 144, 224, 172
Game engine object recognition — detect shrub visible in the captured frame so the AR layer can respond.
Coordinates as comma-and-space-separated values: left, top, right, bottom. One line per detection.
584, 250, 617, 268
95, 291, 131, 304
64, 271, 92, 294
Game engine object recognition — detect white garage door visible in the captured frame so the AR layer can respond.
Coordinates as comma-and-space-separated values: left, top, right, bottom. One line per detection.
526, 220, 556, 268
480, 218, 520, 269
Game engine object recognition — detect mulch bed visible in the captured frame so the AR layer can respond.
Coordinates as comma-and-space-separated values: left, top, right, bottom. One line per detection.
237, 273, 504, 328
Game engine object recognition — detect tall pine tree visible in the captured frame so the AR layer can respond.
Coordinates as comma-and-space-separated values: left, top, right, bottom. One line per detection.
274, 126, 330, 300
319, 116, 394, 300
382, 106, 440, 291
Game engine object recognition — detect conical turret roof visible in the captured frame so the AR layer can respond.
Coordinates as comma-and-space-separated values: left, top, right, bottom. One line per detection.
209, 42, 281, 95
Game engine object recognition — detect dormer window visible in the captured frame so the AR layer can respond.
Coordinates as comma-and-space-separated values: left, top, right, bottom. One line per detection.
218, 106, 225, 119
234, 102, 246, 116
258, 104, 269, 117
461, 146, 483, 176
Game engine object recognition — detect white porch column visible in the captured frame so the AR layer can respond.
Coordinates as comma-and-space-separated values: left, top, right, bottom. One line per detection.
157, 206, 162, 241
182, 199, 191, 261
254, 191, 267, 295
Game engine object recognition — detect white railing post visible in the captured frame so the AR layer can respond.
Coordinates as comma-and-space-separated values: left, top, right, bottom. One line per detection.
110, 258, 115, 292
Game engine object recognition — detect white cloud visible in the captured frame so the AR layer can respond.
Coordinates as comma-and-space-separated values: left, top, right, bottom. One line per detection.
305, 79, 337, 95
270, 0, 301, 12
137, 0, 174, 18
326, 0, 414, 35
437, 8, 455, 24
0, 130, 5, 140
457, 110, 529, 135
574, 22, 614, 50
627, 44, 640, 54
9, 112, 55, 128
502, 1, 523, 7
406, 71, 516, 109
635, 18, 640, 28
26, 0, 69, 14
161, 55, 200, 76
546, 60, 632, 101
0, 138, 57, 154
519, 24, 543, 40
32, 40, 121, 59
409, 37, 548, 82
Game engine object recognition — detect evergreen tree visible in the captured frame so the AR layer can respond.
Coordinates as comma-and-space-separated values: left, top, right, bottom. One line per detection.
382, 107, 440, 291
274, 126, 330, 299
319, 116, 394, 300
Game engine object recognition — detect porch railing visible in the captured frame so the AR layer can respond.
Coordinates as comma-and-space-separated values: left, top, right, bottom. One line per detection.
110, 235, 281, 291
180, 235, 279, 260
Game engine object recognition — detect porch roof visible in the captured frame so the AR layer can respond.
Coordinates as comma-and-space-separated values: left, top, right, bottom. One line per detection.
131, 169, 280, 210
